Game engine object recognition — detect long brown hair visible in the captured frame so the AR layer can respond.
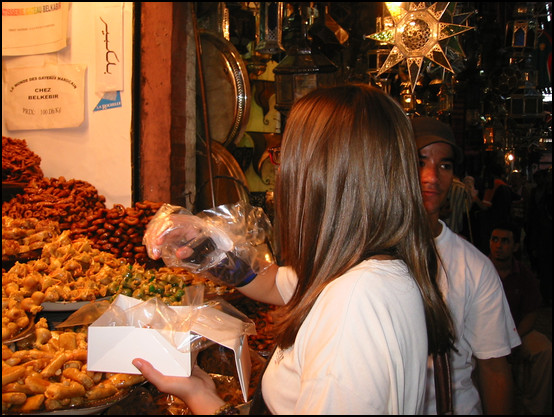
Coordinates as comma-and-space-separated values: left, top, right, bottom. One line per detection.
274, 84, 454, 355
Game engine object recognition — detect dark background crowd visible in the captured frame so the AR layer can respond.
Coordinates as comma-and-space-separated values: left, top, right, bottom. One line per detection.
440, 163, 551, 415
447, 166, 552, 306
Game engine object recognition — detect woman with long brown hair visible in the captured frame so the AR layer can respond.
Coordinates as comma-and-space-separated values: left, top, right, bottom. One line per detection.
136, 84, 454, 414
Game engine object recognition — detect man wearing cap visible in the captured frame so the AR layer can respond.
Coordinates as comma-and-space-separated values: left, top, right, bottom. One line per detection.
412, 117, 521, 414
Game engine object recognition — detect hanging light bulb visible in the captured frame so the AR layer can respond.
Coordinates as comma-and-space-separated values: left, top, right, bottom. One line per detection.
400, 81, 416, 113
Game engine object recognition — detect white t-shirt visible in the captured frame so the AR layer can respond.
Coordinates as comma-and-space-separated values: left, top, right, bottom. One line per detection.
423, 221, 521, 414
261, 259, 429, 414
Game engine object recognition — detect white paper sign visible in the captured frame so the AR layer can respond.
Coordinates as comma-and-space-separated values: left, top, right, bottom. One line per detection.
3, 64, 86, 130
95, 2, 124, 93
2, 2, 69, 56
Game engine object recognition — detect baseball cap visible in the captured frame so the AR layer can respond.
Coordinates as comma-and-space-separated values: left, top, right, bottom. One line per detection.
411, 117, 463, 164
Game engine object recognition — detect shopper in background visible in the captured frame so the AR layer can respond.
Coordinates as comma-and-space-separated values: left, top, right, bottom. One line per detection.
477, 163, 517, 254
508, 171, 530, 233
136, 84, 455, 414
463, 175, 489, 250
488, 222, 552, 415
525, 168, 553, 305
439, 175, 473, 242
411, 116, 521, 414
463, 175, 479, 201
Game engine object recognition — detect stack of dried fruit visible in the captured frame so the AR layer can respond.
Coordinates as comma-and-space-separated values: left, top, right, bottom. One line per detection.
2, 136, 43, 183
2, 176, 106, 230
69, 201, 163, 266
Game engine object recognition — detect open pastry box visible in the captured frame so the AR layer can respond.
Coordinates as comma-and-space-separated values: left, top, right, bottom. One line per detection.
87, 294, 253, 401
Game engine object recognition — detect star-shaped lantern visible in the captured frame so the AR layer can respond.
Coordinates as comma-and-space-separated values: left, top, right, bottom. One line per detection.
366, 2, 474, 92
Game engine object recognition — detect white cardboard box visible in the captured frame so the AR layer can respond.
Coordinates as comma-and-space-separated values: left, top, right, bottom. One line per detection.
87, 295, 252, 401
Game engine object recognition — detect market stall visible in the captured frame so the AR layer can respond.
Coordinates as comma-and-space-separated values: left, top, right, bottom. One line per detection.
2, 2, 551, 415
1, 135, 279, 414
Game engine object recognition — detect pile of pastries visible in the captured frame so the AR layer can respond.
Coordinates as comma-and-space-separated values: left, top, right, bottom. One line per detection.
2, 319, 145, 413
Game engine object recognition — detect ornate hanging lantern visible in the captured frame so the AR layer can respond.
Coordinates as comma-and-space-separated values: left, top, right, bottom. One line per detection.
273, 4, 338, 117
256, 2, 285, 55
366, 2, 474, 93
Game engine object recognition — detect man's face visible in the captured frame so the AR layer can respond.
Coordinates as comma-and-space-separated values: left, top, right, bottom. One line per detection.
489, 229, 516, 262
417, 142, 455, 219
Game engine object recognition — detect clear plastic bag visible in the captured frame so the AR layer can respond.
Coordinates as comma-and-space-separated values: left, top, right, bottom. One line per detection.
142, 203, 194, 260
143, 201, 275, 287
90, 288, 255, 359
193, 297, 257, 339
55, 299, 112, 328
125, 296, 191, 349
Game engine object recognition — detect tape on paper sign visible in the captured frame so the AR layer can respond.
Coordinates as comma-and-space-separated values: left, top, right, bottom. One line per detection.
94, 91, 122, 112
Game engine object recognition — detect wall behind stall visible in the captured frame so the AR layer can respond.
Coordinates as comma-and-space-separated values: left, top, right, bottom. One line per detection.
2, 2, 134, 208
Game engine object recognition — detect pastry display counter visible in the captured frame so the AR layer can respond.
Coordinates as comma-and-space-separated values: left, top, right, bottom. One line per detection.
2, 136, 278, 415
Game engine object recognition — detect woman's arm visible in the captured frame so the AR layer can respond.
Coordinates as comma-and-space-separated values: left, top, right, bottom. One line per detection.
237, 263, 286, 306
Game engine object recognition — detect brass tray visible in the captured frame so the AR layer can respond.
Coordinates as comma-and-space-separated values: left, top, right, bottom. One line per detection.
5, 385, 139, 415
195, 141, 250, 211
199, 30, 251, 147
41, 297, 111, 313
2, 315, 36, 344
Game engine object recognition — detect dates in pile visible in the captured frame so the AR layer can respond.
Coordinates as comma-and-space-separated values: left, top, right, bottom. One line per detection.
69, 201, 163, 266
2, 173, 164, 267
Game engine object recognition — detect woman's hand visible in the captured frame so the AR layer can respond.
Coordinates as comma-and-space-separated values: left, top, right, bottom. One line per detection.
132, 358, 224, 415
142, 211, 201, 260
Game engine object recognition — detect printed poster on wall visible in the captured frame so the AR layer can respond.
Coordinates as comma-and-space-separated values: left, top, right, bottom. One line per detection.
2, 2, 69, 56
3, 64, 86, 130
